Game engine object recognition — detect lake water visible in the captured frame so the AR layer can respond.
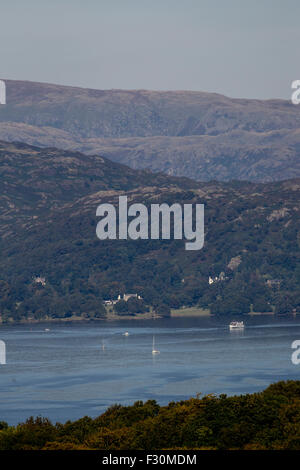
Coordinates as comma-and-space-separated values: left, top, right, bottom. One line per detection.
1, 315, 300, 425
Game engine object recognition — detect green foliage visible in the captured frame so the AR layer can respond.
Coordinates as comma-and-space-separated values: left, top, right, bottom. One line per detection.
114, 298, 148, 315
1, 381, 300, 450
0, 142, 299, 322
155, 304, 171, 317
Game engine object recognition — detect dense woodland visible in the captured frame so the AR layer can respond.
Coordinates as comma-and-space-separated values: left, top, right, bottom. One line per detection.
0, 142, 299, 322
0, 381, 300, 450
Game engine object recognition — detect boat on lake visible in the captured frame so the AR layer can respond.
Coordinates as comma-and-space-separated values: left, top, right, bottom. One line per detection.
229, 321, 244, 330
152, 335, 160, 355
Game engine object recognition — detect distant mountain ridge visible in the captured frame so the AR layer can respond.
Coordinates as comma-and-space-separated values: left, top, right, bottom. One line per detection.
0, 79, 299, 182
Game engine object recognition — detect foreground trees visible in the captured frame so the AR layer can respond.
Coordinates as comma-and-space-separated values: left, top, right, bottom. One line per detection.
1, 381, 300, 450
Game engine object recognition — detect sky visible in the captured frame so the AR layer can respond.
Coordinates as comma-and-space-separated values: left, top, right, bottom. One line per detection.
1, 0, 299, 99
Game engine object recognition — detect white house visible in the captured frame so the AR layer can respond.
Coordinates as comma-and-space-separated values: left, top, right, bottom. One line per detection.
33, 276, 46, 286
208, 272, 227, 285
118, 293, 142, 302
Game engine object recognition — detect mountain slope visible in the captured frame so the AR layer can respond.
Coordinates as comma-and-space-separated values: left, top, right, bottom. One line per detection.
0, 140, 195, 238
0, 80, 300, 182
0, 141, 299, 322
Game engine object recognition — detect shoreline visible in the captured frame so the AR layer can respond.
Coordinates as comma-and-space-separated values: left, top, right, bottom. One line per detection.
170, 307, 211, 317
0, 309, 297, 327
170, 307, 278, 318
248, 311, 275, 316
0, 311, 162, 326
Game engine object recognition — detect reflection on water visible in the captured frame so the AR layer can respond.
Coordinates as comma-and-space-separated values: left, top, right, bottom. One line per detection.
0, 315, 300, 425
229, 328, 245, 337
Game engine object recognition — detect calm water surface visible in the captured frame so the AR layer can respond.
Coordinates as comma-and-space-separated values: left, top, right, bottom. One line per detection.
1, 315, 300, 425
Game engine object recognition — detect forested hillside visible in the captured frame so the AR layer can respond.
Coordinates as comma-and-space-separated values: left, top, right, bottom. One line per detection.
0, 142, 299, 322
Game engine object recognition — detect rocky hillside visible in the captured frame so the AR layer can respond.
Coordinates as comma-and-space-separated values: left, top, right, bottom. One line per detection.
0, 141, 299, 321
0, 80, 300, 182
0, 140, 195, 238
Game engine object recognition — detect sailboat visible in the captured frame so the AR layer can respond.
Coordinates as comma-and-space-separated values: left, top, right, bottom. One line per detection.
152, 335, 160, 355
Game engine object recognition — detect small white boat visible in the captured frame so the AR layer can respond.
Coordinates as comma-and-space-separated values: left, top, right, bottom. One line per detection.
152, 335, 160, 355
123, 331, 130, 336
229, 321, 244, 330
44, 328, 50, 332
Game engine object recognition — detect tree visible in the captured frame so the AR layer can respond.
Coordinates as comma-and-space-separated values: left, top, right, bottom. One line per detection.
155, 304, 171, 317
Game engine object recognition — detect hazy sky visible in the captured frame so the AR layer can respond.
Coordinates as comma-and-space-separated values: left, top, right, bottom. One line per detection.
1, 0, 299, 99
